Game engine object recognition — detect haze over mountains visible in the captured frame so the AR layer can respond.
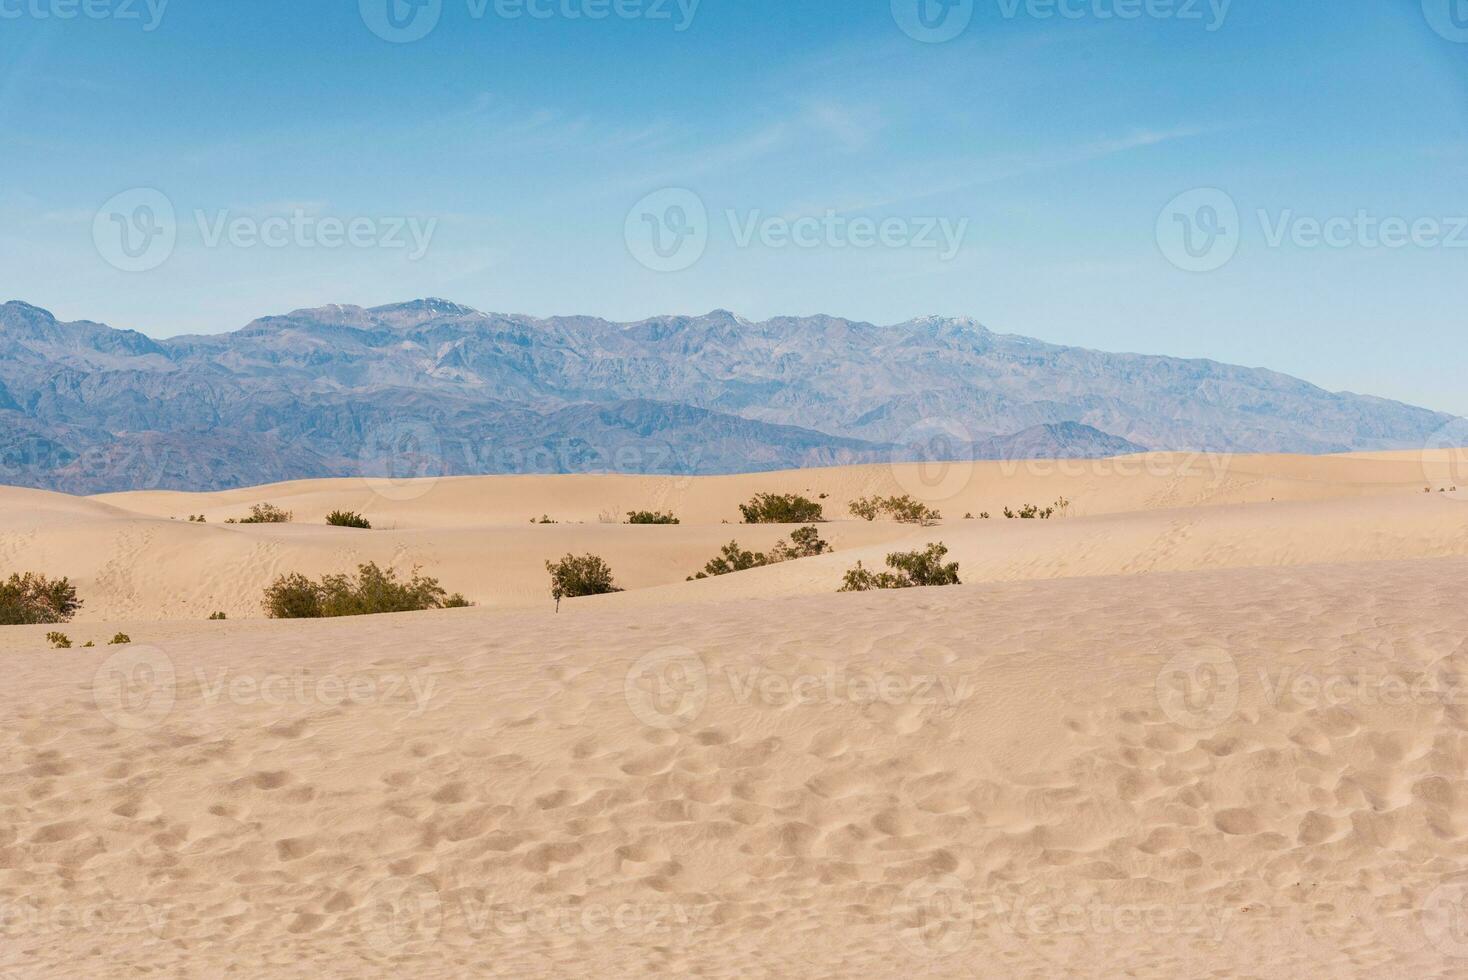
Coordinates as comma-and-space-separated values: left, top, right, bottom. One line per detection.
0, 298, 1457, 494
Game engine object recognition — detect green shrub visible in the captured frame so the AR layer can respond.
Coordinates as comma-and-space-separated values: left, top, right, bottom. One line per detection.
0, 573, 82, 625
263, 563, 467, 619
625, 511, 680, 525
442, 593, 472, 608
770, 525, 832, 561
531, 515, 558, 524
739, 493, 825, 524
849, 494, 941, 525
235, 502, 293, 524
45, 631, 71, 649
109, 633, 131, 645
325, 510, 372, 529
689, 541, 769, 580
839, 543, 961, 592
689, 527, 831, 580
546, 554, 622, 604
209, 611, 228, 621
1004, 503, 1055, 520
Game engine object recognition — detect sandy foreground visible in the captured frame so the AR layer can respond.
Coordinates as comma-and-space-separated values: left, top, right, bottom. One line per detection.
3, 451, 1468, 977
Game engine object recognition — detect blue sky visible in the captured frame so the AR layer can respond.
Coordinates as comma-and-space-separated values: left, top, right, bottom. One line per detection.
1, 0, 1465, 414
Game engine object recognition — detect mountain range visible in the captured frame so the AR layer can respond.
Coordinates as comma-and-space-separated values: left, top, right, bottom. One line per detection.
0, 298, 1456, 494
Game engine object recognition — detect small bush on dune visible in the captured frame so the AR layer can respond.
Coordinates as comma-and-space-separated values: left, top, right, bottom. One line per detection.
849, 495, 941, 526
739, 493, 825, 524
690, 541, 769, 580
1004, 503, 1055, 520
209, 611, 228, 620
46, 631, 71, 649
769, 525, 832, 561
263, 562, 469, 619
625, 511, 680, 525
0, 573, 82, 625
232, 502, 293, 525
110, 633, 131, 645
546, 554, 622, 607
839, 543, 961, 592
326, 510, 372, 529
689, 526, 831, 580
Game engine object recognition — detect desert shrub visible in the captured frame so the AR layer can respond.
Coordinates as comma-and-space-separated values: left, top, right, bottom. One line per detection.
0, 573, 82, 625
531, 515, 558, 524
263, 563, 465, 619
442, 593, 472, 608
770, 525, 832, 561
839, 543, 961, 592
690, 527, 831, 580
625, 511, 680, 525
209, 611, 228, 620
188, 514, 207, 523
690, 541, 769, 580
739, 493, 825, 524
109, 633, 131, 645
848, 495, 941, 525
546, 554, 622, 603
82, 641, 94, 648
235, 502, 293, 524
882, 494, 942, 525
45, 631, 71, 649
1004, 503, 1055, 520
326, 510, 372, 529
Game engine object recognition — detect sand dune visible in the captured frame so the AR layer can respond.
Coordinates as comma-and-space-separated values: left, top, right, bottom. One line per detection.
4, 556, 1468, 977
0, 451, 1461, 623
3, 451, 1468, 977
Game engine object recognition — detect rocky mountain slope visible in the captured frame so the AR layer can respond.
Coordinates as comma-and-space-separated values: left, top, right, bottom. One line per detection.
0, 299, 1453, 492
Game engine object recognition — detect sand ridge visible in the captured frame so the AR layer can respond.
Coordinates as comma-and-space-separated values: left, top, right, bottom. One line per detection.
3, 557, 1468, 976
0, 450, 1463, 624
3, 450, 1468, 977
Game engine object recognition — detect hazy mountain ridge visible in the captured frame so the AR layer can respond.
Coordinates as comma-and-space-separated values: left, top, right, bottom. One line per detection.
0, 299, 1453, 493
